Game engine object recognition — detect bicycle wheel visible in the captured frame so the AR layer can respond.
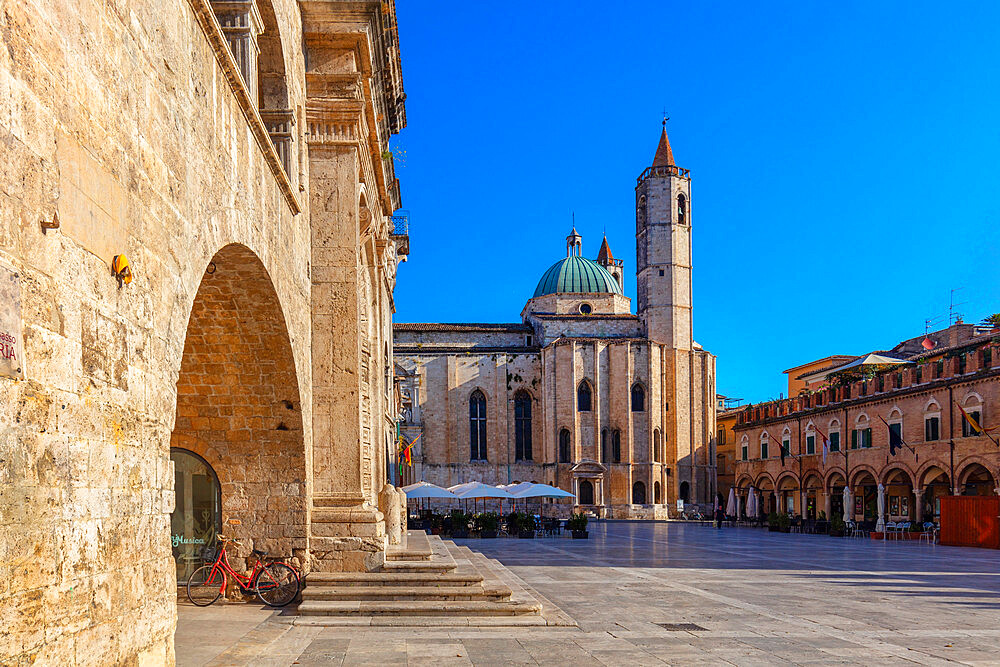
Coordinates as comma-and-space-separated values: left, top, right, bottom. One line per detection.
186, 564, 224, 607
254, 562, 299, 607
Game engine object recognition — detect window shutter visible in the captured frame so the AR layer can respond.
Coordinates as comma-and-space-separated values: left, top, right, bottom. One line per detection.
851, 429, 858, 449
864, 428, 872, 448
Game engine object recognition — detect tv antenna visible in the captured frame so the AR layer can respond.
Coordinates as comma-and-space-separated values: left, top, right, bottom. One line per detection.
949, 287, 967, 325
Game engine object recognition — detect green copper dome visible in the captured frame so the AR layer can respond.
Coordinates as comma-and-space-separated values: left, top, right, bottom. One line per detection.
533, 256, 622, 298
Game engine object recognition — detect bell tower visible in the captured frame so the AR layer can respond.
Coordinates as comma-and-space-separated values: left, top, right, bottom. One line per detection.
635, 120, 692, 350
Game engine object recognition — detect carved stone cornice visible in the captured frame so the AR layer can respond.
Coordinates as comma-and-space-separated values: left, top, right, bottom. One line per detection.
185, 0, 300, 214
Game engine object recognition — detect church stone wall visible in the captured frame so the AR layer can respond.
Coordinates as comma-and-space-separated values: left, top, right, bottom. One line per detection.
0, 0, 313, 662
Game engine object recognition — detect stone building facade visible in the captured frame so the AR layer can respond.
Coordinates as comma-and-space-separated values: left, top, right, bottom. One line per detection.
732, 323, 1000, 524
1, 0, 408, 663
395, 127, 716, 517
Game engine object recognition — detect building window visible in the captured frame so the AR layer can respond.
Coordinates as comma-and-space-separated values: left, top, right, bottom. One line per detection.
850, 427, 872, 449
915, 366, 923, 383
934, 360, 944, 378
677, 193, 687, 224
962, 410, 982, 438
601, 429, 610, 463
514, 390, 532, 461
559, 428, 571, 463
579, 479, 594, 505
653, 429, 661, 462
889, 421, 902, 443
525, 334, 533, 347
782, 438, 790, 459
925, 415, 940, 441
612, 429, 622, 463
717, 428, 727, 446
577, 381, 592, 412
654, 481, 662, 504
631, 383, 645, 412
806, 434, 815, 455
741, 437, 748, 461
469, 390, 487, 460
984, 348, 993, 368
579, 303, 593, 315
658, 269, 664, 276
170, 448, 222, 583
632, 481, 646, 504
829, 431, 840, 452
760, 436, 769, 460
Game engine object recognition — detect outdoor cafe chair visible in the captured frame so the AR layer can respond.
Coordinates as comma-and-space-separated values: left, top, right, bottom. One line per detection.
919, 522, 938, 545
895, 521, 911, 540
884, 521, 897, 540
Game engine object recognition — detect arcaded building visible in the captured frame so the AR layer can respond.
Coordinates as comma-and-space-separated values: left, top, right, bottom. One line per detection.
395, 127, 717, 517
2, 1, 409, 662
733, 322, 1000, 524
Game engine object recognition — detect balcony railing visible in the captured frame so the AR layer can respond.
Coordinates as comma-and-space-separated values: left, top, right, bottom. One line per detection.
390, 210, 409, 255
637, 164, 691, 185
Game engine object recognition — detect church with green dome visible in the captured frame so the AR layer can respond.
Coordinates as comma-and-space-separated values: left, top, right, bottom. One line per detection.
394, 125, 718, 517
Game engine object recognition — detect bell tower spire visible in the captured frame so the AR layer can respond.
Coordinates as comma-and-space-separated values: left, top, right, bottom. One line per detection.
635, 119, 692, 349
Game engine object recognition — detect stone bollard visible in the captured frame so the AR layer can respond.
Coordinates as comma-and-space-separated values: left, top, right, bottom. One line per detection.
396, 487, 408, 544
380, 484, 402, 545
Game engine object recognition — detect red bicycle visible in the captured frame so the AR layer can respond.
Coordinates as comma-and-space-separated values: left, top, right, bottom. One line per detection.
186, 535, 300, 607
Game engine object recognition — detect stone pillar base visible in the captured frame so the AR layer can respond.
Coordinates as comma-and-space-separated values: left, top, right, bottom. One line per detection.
309, 504, 386, 572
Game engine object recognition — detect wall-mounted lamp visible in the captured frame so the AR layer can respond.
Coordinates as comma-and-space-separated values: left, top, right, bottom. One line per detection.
112, 254, 133, 287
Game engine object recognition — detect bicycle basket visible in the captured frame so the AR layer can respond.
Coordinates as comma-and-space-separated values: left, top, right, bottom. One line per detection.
200, 546, 219, 562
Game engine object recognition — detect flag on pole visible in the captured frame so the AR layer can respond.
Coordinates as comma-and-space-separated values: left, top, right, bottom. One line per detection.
878, 414, 916, 458
765, 431, 788, 465
814, 425, 831, 466
957, 403, 1000, 447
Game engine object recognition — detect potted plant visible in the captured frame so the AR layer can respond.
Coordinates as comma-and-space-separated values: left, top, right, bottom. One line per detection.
429, 513, 442, 536
829, 515, 845, 537
767, 512, 780, 532
567, 512, 589, 539
474, 512, 499, 538
515, 513, 536, 539
450, 510, 471, 539
778, 513, 791, 533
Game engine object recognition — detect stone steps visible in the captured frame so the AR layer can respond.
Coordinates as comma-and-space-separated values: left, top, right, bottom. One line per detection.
296, 599, 542, 617
300, 585, 509, 601
305, 570, 483, 587
291, 530, 570, 626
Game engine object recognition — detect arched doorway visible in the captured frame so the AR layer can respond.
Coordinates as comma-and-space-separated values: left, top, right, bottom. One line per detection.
679, 481, 690, 504
960, 463, 995, 496
884, 468, 915, 521
170, 244, 305, 572
579, 480, 594, 505
170, 449, 221, 582
828, 472, 846, 520
921, 466, 950, 521
632, 481, 646, 504
851, 470, 877, 522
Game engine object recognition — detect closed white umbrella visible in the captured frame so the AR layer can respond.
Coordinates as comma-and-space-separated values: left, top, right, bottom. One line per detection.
876, 483, 886, 533
725, 488, 737, 517
401, 481, 458, 499
747, 487, 758, 519
842, 486, 853, 524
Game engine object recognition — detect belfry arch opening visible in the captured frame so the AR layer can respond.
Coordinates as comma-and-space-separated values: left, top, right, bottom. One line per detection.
170, 244, 306, 576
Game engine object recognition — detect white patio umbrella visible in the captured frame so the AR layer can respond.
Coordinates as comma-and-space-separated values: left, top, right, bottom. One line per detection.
725, 488, 737, 517
509, 483, 576, 499
448, 482, 515, 499
876, 483, 886, 533
746, 487, 758, 519
401, 481, 458, 499
842, 486, 853, 524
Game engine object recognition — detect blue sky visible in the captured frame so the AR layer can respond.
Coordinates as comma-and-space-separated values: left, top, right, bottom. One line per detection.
391, 1, 1000, 404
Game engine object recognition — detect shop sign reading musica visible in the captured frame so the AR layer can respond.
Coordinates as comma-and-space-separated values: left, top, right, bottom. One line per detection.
0, 265, 24, 380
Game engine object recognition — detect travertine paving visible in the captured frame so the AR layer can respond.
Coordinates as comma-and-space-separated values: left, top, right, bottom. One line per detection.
176, 522, 1000, 665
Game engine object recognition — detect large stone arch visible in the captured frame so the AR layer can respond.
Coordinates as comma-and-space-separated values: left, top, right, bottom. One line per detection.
916, 461, 951, 488
881, 464, 916, 487
849, 465, 879, 488
169, 243, 307, 570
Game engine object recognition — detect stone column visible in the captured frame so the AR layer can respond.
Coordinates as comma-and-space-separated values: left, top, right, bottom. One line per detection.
305, 119, 385, 571
380, 484, 402, 545
913, 488, 924, 522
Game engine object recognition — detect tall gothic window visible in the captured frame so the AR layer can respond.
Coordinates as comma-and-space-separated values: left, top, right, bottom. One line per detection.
469, 390, 487, 460
677, 193, 687, 224
577, 381, 592, 412
514, 390, 532, 461
559, 428, 571, 463
601, 429, 610, 463
631, 383, 645, 412
653, 429, 661, 462
612, 429, 622, 463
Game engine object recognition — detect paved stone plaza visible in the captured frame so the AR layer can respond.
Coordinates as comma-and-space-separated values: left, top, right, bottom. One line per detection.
176, 522, 1000, 665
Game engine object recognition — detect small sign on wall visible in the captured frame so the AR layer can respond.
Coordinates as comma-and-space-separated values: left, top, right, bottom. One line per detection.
0, 265, 24, 380
676, 499, 685, 512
